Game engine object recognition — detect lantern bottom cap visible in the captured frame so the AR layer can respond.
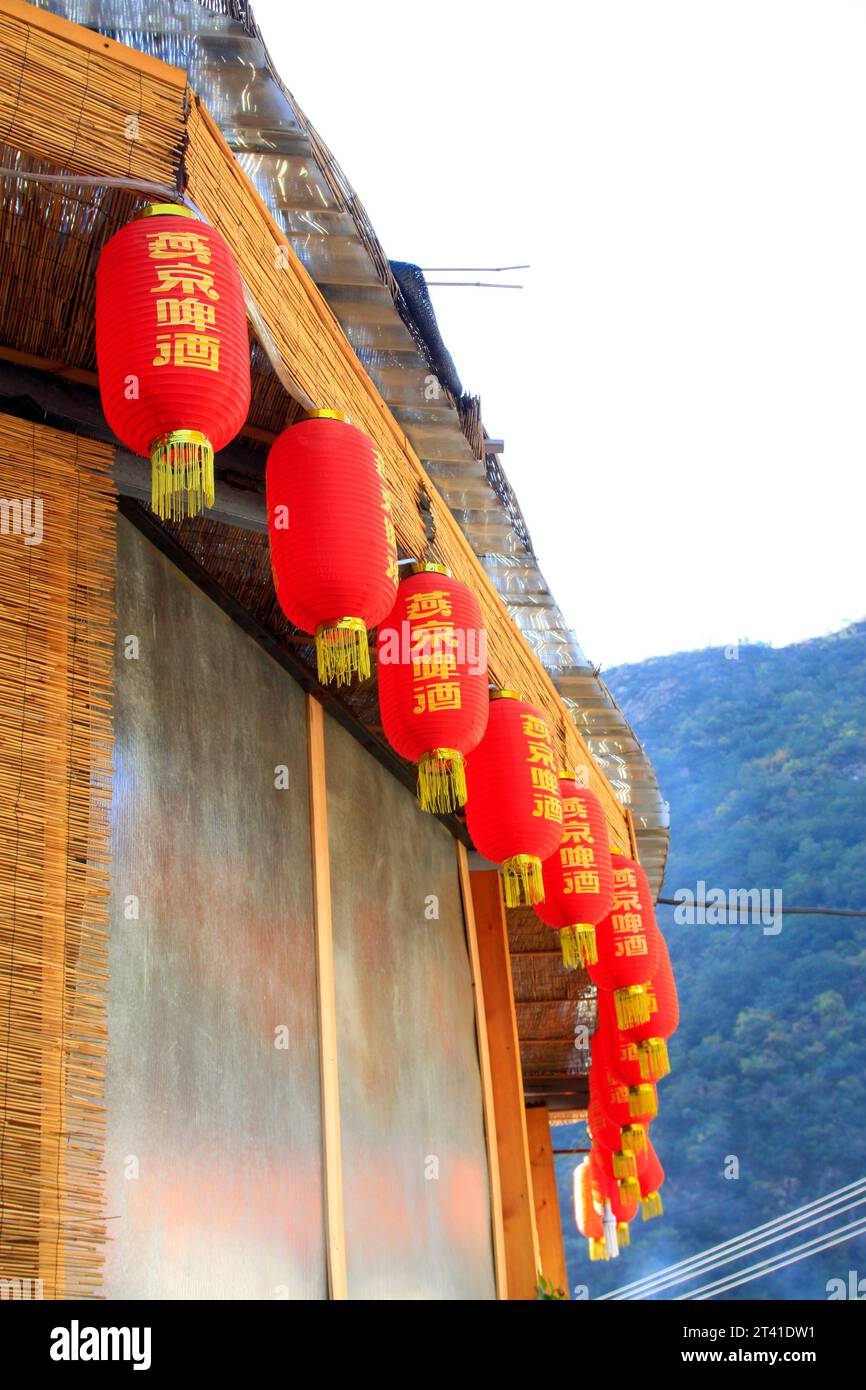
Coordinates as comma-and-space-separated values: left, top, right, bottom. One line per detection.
612, 1150, 637, 1179
150, 430, 214, 522
613, 983, 652, 1030
628, 1083, 659, 1120
638, 1036, 671, 1081
621, 1123, 647, 1155
314, 617, 370, 687
559, 922, 597, 971
502, 854, 544, 907
417, 749, 467, 815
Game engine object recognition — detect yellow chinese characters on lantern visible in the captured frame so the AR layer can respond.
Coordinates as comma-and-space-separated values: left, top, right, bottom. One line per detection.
559, 793, 601, 894
373, 448, 400, 585
149, 228, 221, 373
520, 714, 562, 826
408, 586, 462, 717
611, 864, 649, 961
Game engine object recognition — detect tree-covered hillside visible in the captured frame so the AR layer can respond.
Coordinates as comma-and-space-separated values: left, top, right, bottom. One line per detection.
556, 622, 866, 1300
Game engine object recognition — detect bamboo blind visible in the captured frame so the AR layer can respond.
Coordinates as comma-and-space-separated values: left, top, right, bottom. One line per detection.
0, 412, 115, 1298
0, 0, 186, 186
184, 99, 629, 847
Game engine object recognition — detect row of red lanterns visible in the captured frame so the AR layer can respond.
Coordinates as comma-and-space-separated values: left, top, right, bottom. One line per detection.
94, 212, 652, 965
96, 209, 681, 1260
575, 876, 679, 1261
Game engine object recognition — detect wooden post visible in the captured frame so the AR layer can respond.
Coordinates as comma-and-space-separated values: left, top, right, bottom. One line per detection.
456, 844, 508, 1298
306, 695, 348, 1300
467, 869, 540, 1299
525, 1106, 569, 1298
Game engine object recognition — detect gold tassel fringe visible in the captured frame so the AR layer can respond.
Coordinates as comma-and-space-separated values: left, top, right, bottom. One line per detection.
639, 1037, 671, 1081
621, 1123, 647, 1155
417, 748, 467, 813
614, 983, 651, 1029
503, 854, 544, 907
629, 1084, 658, 1119
641, 1192, 664, 1222
560, 923, 597, 970
618, 1176, 641, 1203
315, 617, 370, 687
588, 1238, 608, 1262
616, 1222, 631, 1248
612, 1150, 637, 1179
150, 430, 214, 521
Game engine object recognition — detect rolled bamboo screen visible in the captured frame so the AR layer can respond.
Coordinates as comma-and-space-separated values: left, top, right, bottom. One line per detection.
0, 412, 115, 1298
0, 0, 186, 185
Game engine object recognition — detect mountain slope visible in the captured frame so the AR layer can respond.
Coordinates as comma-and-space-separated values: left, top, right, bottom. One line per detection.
556, 622, 866, 1300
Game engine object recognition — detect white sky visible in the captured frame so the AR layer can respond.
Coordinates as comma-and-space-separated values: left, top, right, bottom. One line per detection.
253, 0, 865, 668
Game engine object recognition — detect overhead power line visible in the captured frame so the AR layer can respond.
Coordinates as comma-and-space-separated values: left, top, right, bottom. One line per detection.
599, 1177, 866, 1300
615, 1189, 866, 1299
424, 280, 522, 289
681, 1218, 866, 1300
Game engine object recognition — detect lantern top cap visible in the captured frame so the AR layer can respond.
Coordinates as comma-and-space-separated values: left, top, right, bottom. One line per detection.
408, 562, 451, 577
306, 409, 350, 424
489, 688, 521, 702
139, 203, 198, 221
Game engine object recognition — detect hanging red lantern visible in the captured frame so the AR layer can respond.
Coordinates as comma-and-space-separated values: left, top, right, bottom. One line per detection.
574, 1161, 607, 1262
534, 776, 614, 970
606, 1160, 639, 1244
591, 1023, 659, 1134
266, 413, 399, 685
588, 850, 661, 1029
629, 923, 680, 1081
376, 564, 488, 812
465, 691, 563, 906
597, 988, 646, 1086
590, 1146, 636, 1248
639, 1138, 665, 1221
96, 204, 250, 521
574, 1161, 603, 1240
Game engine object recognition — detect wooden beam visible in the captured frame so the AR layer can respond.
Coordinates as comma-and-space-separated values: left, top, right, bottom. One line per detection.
525, 1106, 569, 1299
468, 870, 540, 1299
306, 696, 348, 1300
456, 844, 508, 1299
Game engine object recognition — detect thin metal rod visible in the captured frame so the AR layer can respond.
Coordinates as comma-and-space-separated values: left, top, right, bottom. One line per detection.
425, 280, 522, 289
419, 264, 530, 272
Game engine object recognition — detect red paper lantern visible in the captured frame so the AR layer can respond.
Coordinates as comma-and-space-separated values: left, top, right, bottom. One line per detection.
590, 1147, 637, 1252
574, 1161, 603, 1240
639, 1138, 665, 1221
591, 1024, 659, 1132
629, 923, 680, 1081
534, 776, 614, 969
588, 851, 661, 1029
266, 413, 399, 685
377, 564, 488, 812
597, 988, 646, 1086
96, 204, 250, 520
465, 692, 563, 906
587, 1080, 647, 1189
